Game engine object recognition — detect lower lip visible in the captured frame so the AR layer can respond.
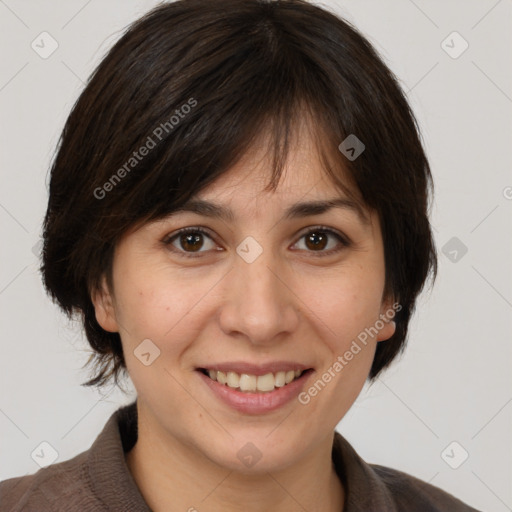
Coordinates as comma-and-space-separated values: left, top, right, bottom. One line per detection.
197, 370, 313, 414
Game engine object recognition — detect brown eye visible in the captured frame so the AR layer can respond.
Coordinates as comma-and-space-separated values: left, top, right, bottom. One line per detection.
179, 232, 204, 252
304, 231, 328, 251
293, 226, 350, 255
164, 227, 218, 257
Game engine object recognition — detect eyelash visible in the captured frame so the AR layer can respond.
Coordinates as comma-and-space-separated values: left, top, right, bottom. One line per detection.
162, 225, 351, 259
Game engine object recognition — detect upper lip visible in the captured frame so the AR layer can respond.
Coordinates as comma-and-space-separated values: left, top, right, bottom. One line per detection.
197, 361, 312, 376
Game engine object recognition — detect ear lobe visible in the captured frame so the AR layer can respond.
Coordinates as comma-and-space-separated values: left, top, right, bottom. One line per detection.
91, 276, 119, 333
376, 297, 399, 342
377, 319, 396, 342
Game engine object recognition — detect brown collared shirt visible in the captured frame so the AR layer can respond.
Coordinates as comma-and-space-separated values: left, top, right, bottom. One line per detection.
0, 402, 481, 511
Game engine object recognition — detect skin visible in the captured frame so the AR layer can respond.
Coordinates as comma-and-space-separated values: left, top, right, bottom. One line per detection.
92, 124, 396, 512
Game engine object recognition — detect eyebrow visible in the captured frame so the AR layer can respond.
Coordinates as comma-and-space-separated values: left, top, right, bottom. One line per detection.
171, 197, 369, 224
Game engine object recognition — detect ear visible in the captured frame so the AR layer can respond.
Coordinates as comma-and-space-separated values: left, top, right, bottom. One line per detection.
90, 276, 119, 333
376, 296, 398, 342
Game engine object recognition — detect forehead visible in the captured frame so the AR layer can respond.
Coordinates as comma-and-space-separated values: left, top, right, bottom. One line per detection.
171, 127, 371, 227
194, 123, 359, 207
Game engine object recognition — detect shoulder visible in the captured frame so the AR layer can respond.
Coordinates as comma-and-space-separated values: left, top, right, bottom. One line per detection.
332, 431, 481, 511
0, 449, 102, 512
0, 402, 141, 512
369, 463, 481, 512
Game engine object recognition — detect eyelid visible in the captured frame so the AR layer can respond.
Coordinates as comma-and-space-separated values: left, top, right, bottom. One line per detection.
161, 226, 219, 259
294, 224, 351, 247
161, 226, 215, 245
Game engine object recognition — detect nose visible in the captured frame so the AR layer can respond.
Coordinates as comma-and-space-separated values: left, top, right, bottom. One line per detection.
218, 247, 300, 346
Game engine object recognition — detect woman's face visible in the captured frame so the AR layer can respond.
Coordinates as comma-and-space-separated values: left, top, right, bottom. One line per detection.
93, 130, 395, 473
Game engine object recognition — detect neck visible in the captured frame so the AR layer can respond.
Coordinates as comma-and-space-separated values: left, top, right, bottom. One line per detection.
125, 406, 344, 512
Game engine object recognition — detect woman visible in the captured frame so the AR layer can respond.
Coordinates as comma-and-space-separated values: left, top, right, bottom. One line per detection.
0, 0, 481, 510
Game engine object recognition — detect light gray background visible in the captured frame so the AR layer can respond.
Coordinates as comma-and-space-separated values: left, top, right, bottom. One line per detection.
1, 1, 511, 510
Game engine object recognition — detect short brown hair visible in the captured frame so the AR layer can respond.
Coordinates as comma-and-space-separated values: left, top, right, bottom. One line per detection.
41, 0, 437, 390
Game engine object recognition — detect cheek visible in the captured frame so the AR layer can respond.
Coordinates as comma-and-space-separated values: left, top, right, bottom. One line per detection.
296, 274, 382, 428
110, 244, 242, 405
111, 261, 191, 344
298, 261, 386, 346
112, 266, 208, 403
292, 259, 385, 411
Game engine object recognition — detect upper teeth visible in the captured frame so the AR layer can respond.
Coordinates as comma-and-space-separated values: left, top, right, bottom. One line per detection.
206, 369, 303, 393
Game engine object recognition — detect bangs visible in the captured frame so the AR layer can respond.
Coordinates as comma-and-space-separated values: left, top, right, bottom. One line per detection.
136, 105, 361, 227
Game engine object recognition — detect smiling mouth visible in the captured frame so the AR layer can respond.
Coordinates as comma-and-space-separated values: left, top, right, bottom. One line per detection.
198, 368, 313, 393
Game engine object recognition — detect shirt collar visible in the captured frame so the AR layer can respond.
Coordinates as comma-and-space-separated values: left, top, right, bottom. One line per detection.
87, 400, 151, 511
332, 430, 397, 511
87, 400, 397, 511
